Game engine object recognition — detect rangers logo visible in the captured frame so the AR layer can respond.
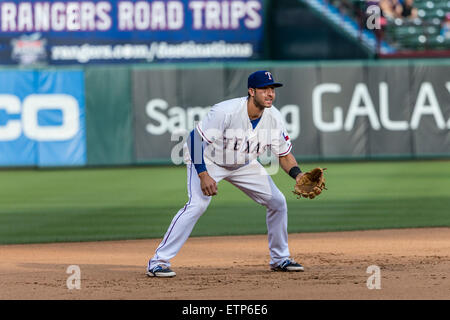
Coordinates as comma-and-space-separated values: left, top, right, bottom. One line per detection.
11, 33, 47, 65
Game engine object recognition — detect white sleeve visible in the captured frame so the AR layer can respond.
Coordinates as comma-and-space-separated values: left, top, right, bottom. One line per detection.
196, 106, 226, 144
277, 128, 292, 156
271, 120, 292, 156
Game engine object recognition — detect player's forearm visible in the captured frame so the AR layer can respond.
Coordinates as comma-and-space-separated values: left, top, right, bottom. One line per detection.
279, 153, 302, 178
188, 129, 207, 174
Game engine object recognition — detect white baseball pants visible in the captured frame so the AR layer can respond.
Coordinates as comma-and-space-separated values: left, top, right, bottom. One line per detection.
148, 160, 291, 269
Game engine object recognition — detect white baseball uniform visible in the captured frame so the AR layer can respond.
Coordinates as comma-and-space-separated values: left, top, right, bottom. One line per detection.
149, 96, 293, 269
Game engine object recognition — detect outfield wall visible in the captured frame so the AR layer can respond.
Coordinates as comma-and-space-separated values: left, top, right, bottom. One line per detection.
0, 60, 449, 167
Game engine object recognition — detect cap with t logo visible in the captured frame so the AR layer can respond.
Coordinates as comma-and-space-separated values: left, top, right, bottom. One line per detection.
247, 70, 283, 89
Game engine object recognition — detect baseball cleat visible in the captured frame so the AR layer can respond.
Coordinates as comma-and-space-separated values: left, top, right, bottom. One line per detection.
146, 265, 176, 278
271, 259, 304, 272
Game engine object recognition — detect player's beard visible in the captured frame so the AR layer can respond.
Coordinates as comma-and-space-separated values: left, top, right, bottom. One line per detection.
253, 94, 272, 110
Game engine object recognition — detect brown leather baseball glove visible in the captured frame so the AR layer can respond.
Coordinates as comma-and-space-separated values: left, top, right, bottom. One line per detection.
293, 167, 327, 199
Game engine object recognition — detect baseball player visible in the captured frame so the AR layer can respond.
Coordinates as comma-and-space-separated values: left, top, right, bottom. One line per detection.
147, 70, 307, 277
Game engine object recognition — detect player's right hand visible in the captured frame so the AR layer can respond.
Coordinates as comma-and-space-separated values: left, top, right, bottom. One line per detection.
198, 172, 218, 197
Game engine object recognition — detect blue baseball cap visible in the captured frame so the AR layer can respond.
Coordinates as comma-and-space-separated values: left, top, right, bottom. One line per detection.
248, 70, 283, 89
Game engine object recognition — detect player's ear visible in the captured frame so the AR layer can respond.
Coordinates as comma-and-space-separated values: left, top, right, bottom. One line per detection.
248, 88, 255, 97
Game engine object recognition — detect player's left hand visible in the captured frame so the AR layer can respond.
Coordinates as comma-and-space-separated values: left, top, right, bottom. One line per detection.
293, 168, 326, 199
295, 172, 305, 184
295, 172, 322, 197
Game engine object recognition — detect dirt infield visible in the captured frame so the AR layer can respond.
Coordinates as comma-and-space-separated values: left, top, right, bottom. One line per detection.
0, 228, 449, 300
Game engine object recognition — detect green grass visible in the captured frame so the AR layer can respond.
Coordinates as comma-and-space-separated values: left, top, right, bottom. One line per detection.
0, 160, 449, 244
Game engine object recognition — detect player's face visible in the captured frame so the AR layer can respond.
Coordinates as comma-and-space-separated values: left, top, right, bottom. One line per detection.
251, 86, 276, 109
